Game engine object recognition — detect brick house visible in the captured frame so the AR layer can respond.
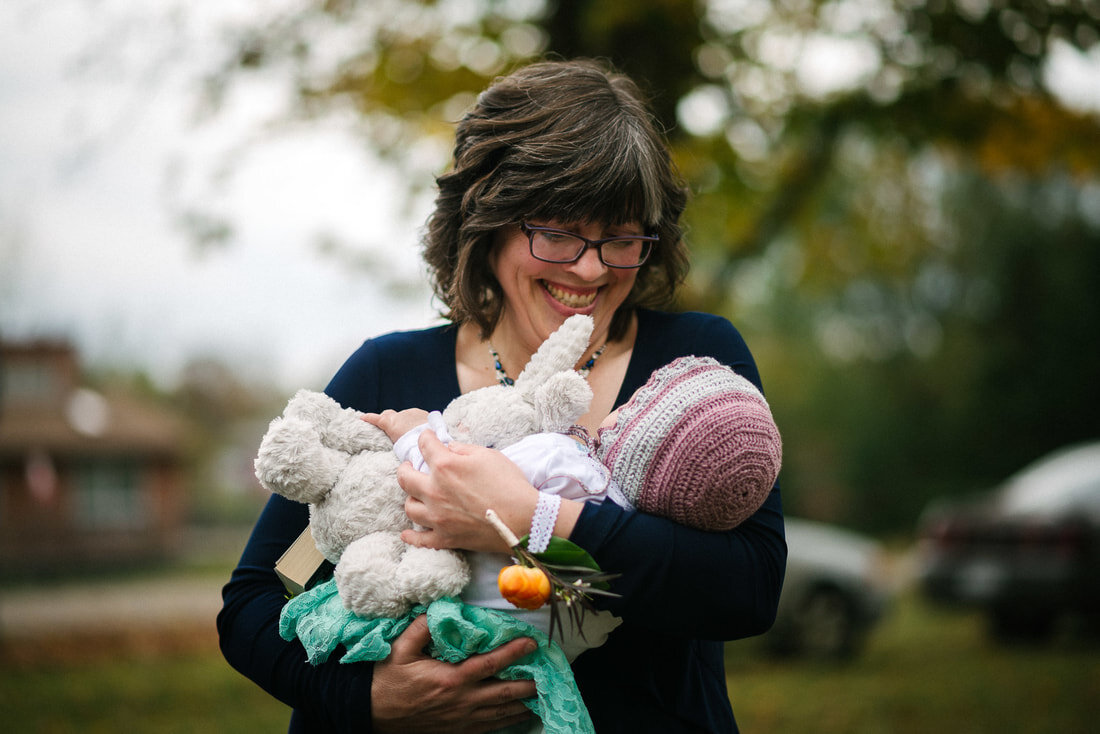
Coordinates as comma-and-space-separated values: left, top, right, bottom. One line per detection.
0, 340, 188, 575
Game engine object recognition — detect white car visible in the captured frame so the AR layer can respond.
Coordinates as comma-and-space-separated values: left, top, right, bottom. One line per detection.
763, 517, 891, 659
917, 441, 1100, 642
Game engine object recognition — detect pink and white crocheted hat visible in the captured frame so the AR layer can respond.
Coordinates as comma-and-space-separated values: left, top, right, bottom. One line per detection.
595, 356, 782, 531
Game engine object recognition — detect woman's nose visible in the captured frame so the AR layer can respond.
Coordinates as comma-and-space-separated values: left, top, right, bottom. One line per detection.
565, 246, 607, 280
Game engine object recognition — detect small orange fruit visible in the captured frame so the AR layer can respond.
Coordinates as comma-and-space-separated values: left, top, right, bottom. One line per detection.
497, 564, 552, 610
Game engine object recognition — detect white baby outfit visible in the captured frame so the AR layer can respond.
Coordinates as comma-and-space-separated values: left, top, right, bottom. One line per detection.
394, 411, 625, 661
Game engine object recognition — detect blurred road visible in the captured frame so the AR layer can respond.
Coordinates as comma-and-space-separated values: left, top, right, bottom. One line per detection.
0, 527, 243, 661
0, 575, 223, 640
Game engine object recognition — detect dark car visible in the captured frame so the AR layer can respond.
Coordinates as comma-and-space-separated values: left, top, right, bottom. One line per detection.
762, 517, 890, 659
916, 441, 1100, 642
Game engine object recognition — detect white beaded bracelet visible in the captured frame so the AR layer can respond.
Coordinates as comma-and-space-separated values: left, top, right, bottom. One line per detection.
528, 493, 561, 554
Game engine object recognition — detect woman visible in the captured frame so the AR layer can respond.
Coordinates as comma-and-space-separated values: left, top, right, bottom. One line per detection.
218, 58, 786, 733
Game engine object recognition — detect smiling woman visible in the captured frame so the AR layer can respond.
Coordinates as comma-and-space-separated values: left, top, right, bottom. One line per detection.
484, 219, 642, 403
423, 60, 690, 351
218, 58, 786, 734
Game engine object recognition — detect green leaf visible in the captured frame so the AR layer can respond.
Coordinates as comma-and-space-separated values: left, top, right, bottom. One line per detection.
533, 537, 602, 572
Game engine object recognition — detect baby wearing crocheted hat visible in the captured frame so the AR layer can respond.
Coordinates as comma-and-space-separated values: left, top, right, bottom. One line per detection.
596, 355, 783, 531
265, 321, 781, 734
362, 352, 782, 663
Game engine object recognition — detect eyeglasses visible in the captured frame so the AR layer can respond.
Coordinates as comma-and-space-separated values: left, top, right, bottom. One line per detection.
520, 222, 657, 269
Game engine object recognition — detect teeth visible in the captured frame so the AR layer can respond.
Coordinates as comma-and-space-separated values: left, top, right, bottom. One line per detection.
545, 282, 597, 308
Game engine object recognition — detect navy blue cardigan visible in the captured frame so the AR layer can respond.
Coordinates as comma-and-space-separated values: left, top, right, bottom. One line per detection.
217, 309, 786, 732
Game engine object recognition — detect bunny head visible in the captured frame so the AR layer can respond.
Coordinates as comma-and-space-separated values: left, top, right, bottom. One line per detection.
255, 389, 392, 507
443, 315, 595, 449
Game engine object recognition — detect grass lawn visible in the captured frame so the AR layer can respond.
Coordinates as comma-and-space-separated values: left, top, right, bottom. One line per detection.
0, 643, 290, 733
1, 591, 1096, 732
726, 593, 1100, 733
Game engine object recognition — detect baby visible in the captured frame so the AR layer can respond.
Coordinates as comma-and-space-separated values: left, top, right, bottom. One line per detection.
368, 355, 783, 659
594, 354, 783, 531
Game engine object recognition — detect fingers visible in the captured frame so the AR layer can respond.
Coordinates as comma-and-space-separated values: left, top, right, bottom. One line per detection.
396, 456, 449, 549
459, 636, 538, 681
419, 428, 481, 459
372, 617, 539, 733
400, 526, 445, 550
465, 689, 537, 732
442, 439, 477, 456
360, 409, 393, 428
388, 614, 432, 661
395, 460, 425, 499
363, 409, 425, 442
393, 619, 538, 684
416, 426, 448, 465
459, 640, 539, 732
480, 709, 536, 733
396, 465, 437, 527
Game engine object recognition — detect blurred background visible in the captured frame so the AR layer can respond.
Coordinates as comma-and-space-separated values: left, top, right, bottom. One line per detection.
1, 0, 1098, 731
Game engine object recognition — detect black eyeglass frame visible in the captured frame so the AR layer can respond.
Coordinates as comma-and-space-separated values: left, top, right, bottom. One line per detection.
520, 222, 659, 269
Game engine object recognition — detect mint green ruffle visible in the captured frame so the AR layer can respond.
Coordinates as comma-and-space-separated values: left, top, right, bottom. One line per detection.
279, 579, 594, 734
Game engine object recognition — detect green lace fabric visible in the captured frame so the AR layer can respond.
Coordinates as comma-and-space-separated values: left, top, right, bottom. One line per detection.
279, 579, 594, 734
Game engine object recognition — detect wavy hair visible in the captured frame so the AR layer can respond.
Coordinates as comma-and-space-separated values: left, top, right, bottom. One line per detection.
423, 58, 690, 339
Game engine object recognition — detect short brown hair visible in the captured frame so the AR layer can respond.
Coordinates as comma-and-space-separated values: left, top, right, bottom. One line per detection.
423, 58, 690, 339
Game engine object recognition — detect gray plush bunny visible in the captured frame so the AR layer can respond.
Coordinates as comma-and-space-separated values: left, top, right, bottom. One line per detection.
255, 315, 595, 619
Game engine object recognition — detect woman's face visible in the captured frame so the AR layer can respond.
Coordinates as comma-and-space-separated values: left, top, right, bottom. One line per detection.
490, 220, 641, 351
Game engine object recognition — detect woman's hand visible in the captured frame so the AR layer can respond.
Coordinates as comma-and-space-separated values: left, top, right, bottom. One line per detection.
363, 408, 430, 443
396, 429, 540, 552
371, 614, 538, 733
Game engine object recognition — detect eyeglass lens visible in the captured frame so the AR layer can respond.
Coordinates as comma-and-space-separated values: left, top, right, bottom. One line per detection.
527, 229, 651, 267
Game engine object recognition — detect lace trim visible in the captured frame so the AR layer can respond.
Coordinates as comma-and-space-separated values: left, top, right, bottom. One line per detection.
279, 580, 595, 734
562, 424, 594, 449
528, 493, 561, 553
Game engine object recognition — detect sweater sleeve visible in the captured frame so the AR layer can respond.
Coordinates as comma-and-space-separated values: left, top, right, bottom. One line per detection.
216, 494, 375, 732
568, 311, 787, 640
217, 337, 397, 733
569, 491, 785, 639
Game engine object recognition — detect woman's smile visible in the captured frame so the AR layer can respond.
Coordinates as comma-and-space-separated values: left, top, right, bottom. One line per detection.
490, 222, 639, 353
542, 280, 600, 311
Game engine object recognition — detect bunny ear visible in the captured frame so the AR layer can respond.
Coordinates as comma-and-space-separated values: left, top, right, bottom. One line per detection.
514, 315, 594, 390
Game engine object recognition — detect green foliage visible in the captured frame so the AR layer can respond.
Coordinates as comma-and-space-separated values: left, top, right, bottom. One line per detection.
543, 0, 704, 128
194, 0, 1100, 532
753, 167, 1100, 531
529, 535, 603, 573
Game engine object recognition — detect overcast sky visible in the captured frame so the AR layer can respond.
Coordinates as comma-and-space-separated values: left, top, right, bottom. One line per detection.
2, 1, 1099, 392
0, 0, 439, 392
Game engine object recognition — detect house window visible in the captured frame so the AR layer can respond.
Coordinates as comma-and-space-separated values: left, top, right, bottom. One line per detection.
72, 461, 147, 530
2, 363, 62, 404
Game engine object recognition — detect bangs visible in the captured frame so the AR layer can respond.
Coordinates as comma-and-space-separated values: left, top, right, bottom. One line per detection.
496, 117, 669, 231
424, 59, 690, 338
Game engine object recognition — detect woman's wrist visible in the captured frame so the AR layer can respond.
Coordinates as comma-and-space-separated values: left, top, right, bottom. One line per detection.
552, 498, 583, 540
492, 490, 582, 550
491, 484, 540, 552
526, 493, 557, 552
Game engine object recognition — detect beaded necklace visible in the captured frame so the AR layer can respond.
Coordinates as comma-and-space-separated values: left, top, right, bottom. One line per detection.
488, 343, 607, 387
